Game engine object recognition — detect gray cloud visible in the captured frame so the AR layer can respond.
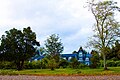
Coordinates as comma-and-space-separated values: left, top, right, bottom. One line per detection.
0, 0, 119, 53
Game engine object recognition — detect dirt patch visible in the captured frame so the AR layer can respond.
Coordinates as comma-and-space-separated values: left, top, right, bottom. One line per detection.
0, 75, 120, 80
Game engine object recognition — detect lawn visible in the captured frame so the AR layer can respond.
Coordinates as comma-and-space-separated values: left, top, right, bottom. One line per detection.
0, 67, 120, 76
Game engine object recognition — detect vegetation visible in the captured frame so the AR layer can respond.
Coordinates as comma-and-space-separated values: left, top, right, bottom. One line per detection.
90, 50, 100, 68
59, 59, 69, 68
106, 40, 120, 60
45, 34, 64, 70
88, 0, 120, 70
0, 27, 39, 70
0, 67, 120, 75
70, 58, 80, 69
0, 0, 120, 76
45, 34, 64, 58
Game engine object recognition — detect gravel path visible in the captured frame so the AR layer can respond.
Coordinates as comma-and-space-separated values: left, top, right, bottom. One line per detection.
0, 75, 120, 80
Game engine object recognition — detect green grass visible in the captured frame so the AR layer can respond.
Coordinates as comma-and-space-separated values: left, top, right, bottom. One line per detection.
0, 67, 120, 76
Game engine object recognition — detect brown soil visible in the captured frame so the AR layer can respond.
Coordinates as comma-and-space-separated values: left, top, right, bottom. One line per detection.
0, 75, 120, 80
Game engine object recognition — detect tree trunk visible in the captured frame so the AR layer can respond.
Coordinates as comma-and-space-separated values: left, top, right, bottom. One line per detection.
103, 54, 108, 70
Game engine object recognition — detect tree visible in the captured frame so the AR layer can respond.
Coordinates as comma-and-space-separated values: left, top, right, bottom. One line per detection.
90, 50, 100, 68
45, 34, 64, 62
88, 1, 120, 70
107, 40, 120, 60
113, 41, 120, 59
0, 27, 38, 70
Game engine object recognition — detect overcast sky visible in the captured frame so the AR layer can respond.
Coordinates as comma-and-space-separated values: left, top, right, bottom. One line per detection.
0, 0, 120, 53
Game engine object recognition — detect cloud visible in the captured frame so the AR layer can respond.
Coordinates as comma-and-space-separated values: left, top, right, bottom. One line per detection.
0, 0, 94, 53
1, 0, 119, 53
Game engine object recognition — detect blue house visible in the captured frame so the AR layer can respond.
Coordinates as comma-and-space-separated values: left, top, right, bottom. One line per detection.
30, 46, 92, 65
61, 47, 92, 65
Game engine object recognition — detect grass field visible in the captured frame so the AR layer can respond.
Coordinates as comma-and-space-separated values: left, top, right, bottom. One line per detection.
0, 67, 120, 76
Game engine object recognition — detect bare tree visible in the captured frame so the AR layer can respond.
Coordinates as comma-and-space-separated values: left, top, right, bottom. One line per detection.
88, 0, 120, 70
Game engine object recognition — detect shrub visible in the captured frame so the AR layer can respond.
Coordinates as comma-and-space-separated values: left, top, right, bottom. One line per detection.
59, 59, 69, 68
99, 60, 120, 67
107, 60, 116, 67
78, 63, 88, 69
0, 61, 16, 69
107, 60, 120, 67
47, 59, 57, 70
70, 58, 80, 69
90, 50, 100, 68
24, 60, 45, 69
116, 61, 120, 66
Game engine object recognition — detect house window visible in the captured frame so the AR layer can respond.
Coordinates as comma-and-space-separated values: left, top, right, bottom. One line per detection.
85, 62, 90, 65
79, 52, 83, 57
85, 58, 89, 61
79, 58, 83, 61
68, 57, 72, 60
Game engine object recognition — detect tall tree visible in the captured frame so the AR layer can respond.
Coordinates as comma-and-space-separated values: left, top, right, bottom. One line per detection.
0, 27, 38, 70
88, 0, 120, 70
107, 40, 120, 60
45, 34, 64, 62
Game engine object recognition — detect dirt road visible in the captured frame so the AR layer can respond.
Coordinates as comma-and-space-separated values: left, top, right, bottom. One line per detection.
0, 75, 120, 80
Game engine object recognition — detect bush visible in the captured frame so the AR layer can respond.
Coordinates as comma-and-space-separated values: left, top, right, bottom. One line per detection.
47, 59, 57, 70
0, 61, 16, 69
107, 60, 120, 67
107, 60, 116, 67
78, 63, 88, 69
59, 59, 69, 68
99, 60, 120, 67
99, 60, 104, 67
90, 51, 100, 68
24, 61, 42, 69
70, 58, 80, 69
116, 61, 120, 66
24, 60, 48, 69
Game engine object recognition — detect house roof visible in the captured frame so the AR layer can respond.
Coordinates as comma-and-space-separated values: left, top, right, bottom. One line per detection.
61, 54, 77, 57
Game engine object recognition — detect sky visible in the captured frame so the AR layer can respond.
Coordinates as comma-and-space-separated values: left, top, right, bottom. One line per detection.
0, 0, 120, 53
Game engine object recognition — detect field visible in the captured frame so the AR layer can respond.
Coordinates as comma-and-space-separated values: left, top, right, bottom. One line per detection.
0, 67, 120, 76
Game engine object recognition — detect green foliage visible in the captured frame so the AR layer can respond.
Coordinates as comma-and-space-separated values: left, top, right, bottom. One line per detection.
40, 57, 49, 69
78, 63, 88, 69
24, 61, 42, 69
90, 50, 100, 68
107, 60, 120, 67
107, 41, 120, 60
100, 60, 120, 67
0, 27, 38, 70
59, 59, 69, 68
47, 58, 57, 70
45, 34, 64, 62
24, 57, 50, 69
24, 57, 58, 70
0, 61, 16, 69
70, 58, 80, 69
